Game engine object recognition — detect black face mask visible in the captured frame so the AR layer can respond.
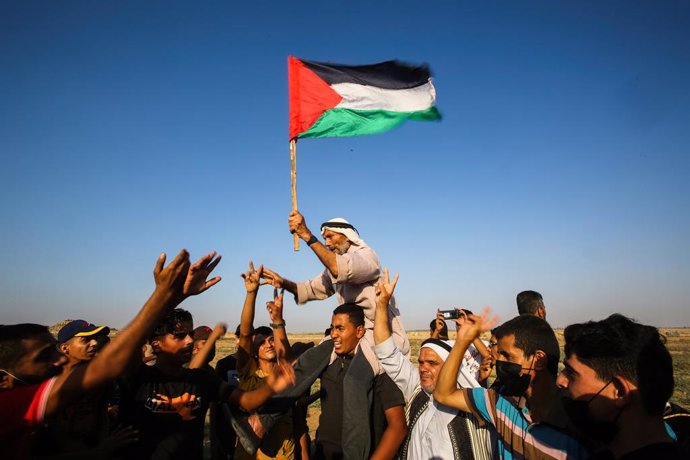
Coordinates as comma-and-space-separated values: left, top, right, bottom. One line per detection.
494, 360, 534, 397
561, 381, 621, 444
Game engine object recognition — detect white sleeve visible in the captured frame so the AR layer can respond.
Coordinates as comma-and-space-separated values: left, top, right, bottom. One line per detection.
373, 336, 420, 401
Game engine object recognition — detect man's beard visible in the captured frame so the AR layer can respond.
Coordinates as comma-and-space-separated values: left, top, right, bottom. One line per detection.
333, 241, 351, 254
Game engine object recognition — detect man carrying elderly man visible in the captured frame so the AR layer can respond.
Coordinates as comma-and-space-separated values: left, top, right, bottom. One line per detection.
261, 210, 410, 373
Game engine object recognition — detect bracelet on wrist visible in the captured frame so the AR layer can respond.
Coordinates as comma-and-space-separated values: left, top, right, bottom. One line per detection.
306, 234, 318, 246
270, 322, 286, 329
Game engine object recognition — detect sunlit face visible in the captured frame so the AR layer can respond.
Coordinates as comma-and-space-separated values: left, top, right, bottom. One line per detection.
330, 313, 364, 356
61, 335, 99, 362
154, 321, 194, 364
496, 334, 532, 368
323, 230, 351, 255
7, 334, 67, 385
418, 347, 443, 393
255, 334, 276, 361
557, 353, 618, 420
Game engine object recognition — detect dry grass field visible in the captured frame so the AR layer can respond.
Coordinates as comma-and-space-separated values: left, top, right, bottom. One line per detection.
209, 328, 690, 437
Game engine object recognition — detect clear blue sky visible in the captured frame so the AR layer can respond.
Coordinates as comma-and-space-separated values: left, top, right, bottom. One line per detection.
1, 1, 689, 332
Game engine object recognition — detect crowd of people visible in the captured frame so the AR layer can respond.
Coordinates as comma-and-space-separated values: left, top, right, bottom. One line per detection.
1, 210, 689, 460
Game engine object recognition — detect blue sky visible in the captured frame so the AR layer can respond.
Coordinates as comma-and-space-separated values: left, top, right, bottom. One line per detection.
1, 1, 688, 332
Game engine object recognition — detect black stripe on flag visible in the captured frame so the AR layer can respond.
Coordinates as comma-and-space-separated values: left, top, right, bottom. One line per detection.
300, 58, 431, 90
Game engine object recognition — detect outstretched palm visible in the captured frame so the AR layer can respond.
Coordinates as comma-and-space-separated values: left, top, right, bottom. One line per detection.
266, 362, 296, 393
183, 251, 222, 297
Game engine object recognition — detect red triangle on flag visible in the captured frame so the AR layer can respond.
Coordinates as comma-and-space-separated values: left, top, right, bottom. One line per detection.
289, 56, 343, 139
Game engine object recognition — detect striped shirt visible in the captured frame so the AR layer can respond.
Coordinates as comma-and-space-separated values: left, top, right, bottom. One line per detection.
467, 388, 588, 460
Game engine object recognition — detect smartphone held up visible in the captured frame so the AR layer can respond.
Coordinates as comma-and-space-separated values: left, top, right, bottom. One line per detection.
439, 308, 473, 320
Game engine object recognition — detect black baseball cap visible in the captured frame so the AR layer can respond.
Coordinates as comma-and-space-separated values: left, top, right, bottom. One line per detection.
57, 320, 110, 344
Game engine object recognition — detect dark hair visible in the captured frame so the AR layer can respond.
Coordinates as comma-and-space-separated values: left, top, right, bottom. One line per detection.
324, 327, 332, 337
149, 308, 193, 341
234, 324, 242, 338
516, 290, 544, 316
564, 314, 673, 416
254, 326, 273, 338
332, 303, 365, 328
495, 315, 560, 377
0, 324, 51, 369
429, 318, 449, 337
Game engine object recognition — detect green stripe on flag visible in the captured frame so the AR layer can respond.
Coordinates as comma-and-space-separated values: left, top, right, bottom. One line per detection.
297, 107, 441, 139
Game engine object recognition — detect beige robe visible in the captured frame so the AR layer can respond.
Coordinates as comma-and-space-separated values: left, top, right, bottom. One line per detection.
295, 243, 411, 373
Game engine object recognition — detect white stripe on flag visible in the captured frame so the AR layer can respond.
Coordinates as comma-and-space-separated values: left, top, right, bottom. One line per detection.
332, 80, 436, 112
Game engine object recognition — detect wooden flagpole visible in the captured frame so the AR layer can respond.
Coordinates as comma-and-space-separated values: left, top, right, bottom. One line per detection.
290, 139, 299, 251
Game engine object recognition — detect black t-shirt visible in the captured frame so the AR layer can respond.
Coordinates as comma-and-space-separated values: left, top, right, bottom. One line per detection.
118, 365, 233, 460
315, 354, 405, 459
588, 442, 688, 460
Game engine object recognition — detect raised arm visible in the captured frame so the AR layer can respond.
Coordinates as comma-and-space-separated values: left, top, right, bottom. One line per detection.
228, 361, 296, 411
261, 267, 298, 298
433, 309, 497, 412
289, 210, 339, 277
238, 261, 262, 368
430, 310, 445, 340
373, 268, 399, 345
189, 322, 227, 369
455, 309, 491, 360
48, 250, 221, 416
266, 288, 292, 362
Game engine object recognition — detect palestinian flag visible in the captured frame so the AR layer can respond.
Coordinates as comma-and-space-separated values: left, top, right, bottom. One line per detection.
288, 56, 440, 140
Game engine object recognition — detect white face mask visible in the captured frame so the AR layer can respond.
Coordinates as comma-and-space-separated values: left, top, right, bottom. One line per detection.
0, 368, 30, 385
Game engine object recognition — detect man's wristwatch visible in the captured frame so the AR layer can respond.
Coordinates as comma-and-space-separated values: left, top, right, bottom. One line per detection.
306, 234, 318, 246
270, 322, 286, 329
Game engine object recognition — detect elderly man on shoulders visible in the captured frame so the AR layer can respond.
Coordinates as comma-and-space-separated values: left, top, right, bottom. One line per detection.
262, 210, 410, 372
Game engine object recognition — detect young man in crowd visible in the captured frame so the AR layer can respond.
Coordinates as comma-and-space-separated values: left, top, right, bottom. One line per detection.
434, 312, 589, 459
0, 249, 222, 459
238, 303, 407, 460
558, 314, 688, 459
516, 290, 547, 319
313, 303, 407, 460
35, 320, 115, 455
234, 262, 295, 460
373, 270, 493, 460
117, 302, 295, 460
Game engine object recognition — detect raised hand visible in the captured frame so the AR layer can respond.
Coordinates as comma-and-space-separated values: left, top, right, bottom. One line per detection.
260, 267, 284, 289
183, 251, 222, 297
478, 354, 494, 384
435, 309, 446, 333
456, 307, 499, 343
265, 361, 296, 394
241, 261, 263, 293
374, 268, 399, 308
453, 308, 469, 329
212, 322, 227, 339
288, 210, 312, 241
153, 250, 191, 300
266, 288, 285, 324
